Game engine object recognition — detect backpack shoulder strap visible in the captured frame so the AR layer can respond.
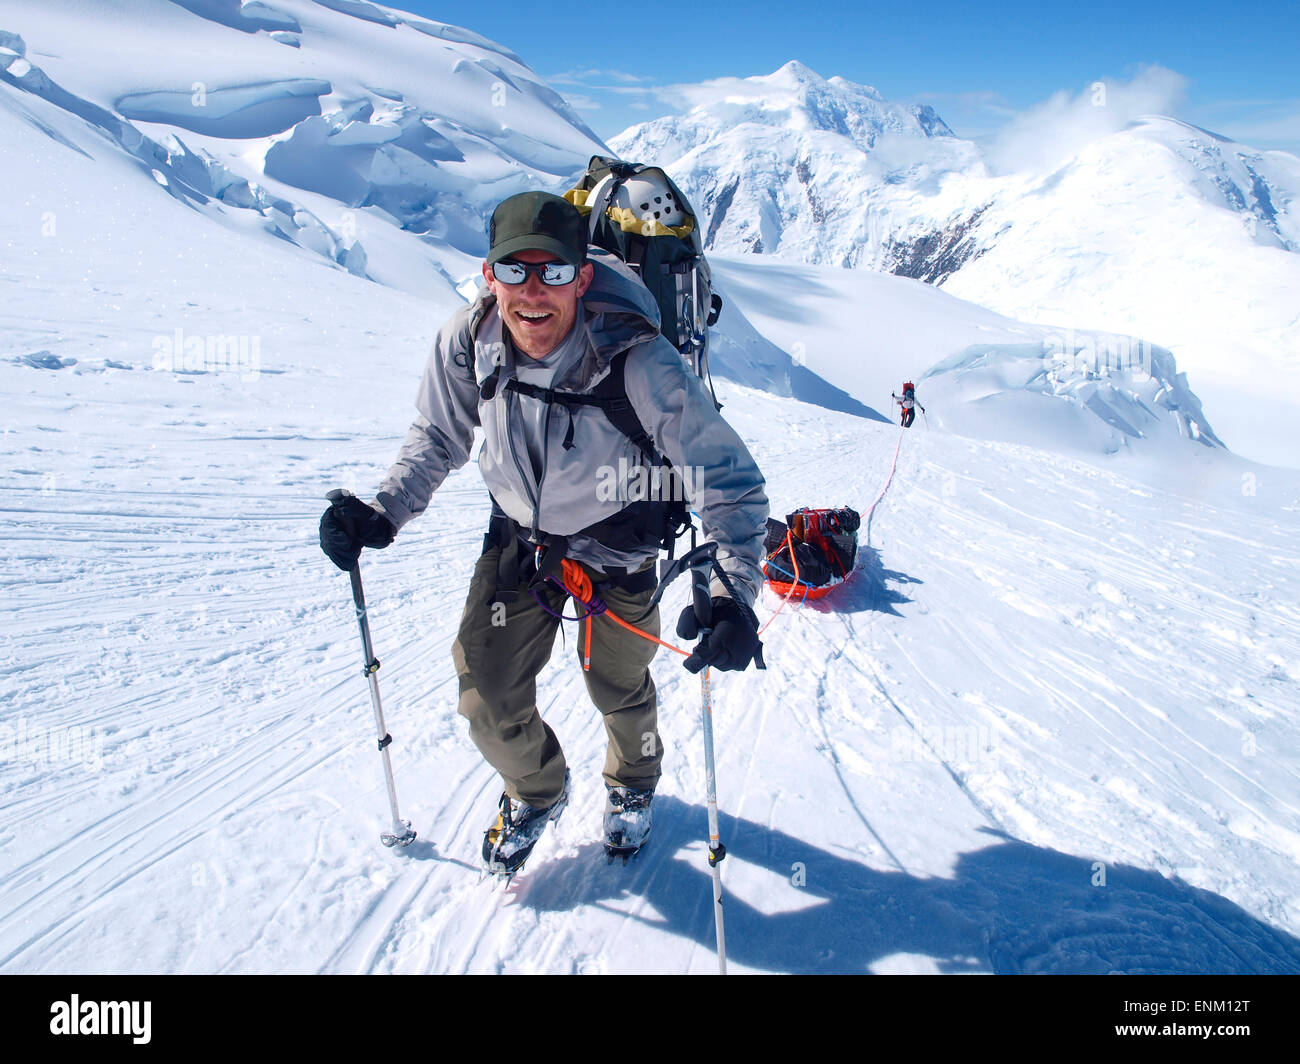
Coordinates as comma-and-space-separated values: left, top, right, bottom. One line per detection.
493, 350, 663, 464
589, 350, 662, 466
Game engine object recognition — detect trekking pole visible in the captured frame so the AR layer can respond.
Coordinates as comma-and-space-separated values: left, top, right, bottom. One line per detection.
690, 558, 728, 975
326, 489, 416, 849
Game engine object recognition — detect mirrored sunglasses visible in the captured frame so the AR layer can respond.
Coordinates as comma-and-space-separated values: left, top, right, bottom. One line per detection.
491, 259, 577, 286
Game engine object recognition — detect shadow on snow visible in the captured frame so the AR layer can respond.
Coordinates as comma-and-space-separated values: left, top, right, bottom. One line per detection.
761, 545, 917, 617
515, 796, 1300, 975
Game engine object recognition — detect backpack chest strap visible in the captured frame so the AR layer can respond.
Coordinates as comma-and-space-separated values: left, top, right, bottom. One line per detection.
496, 353, 661, 464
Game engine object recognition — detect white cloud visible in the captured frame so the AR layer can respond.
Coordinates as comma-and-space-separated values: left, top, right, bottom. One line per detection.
651, 75, 768, 112
987, 65, 1189, 176
560, 92, 601, 113
545, 68, 657, 88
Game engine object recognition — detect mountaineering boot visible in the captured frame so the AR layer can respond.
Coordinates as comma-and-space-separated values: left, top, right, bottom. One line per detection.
603, 784, 654, 859
483, 770, 570, 876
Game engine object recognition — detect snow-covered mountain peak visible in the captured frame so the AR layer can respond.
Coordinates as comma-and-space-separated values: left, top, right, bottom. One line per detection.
767, 58, 826, 85
611, 64, 977, 271
759, 59, 884, 106
637, 60, 953, 154
825, 73, 883, 101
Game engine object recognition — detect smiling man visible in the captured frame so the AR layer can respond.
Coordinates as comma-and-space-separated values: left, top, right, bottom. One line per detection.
320, 190, 768, 875
483, 195, 594, 357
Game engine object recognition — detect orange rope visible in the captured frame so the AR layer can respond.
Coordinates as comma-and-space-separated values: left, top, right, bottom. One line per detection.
605, 609, 690, 657
865, 424, 905, 548
558, 559, 690, 663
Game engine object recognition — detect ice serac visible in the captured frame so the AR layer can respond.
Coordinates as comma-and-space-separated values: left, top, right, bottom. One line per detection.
919, 338, 1224, 457
0, 0, 609, 294
117, 79, 332, 139
1, 47, 370, 275
709, 252, 1224, 460
168, 0, 302, 34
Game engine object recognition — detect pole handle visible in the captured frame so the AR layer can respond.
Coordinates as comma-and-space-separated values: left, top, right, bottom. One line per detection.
691, 563, 712, 631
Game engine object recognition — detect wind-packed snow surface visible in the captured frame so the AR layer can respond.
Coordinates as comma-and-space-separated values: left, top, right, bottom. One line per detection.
3, 2, 1300, 975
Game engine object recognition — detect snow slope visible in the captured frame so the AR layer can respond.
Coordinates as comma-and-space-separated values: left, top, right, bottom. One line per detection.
711, 254, 1222, 459
5, 331, 1299, 972
4, 55, 1300, 973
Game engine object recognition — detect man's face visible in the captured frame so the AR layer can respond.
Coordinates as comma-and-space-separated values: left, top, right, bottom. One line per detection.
483, 248, 594, 360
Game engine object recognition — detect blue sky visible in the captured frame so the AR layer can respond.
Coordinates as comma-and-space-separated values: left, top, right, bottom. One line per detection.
395, 0, 1299, 154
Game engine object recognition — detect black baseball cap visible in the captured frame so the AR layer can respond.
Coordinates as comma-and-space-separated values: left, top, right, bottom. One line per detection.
487, 191, 587, 267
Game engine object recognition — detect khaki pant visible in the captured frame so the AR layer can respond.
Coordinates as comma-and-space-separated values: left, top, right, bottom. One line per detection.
452, 546, 663, 807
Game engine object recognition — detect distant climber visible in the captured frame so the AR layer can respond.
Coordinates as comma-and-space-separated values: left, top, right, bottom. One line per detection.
892, 381, 924, 428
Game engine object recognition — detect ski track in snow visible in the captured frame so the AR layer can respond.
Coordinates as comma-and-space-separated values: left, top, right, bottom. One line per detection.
3, 366, 1300, 972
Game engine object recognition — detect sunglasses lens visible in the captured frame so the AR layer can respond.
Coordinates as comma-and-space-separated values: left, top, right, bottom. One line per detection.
493, 261, 528, 284
540, 263, 576, 285
493, 260, 576, 285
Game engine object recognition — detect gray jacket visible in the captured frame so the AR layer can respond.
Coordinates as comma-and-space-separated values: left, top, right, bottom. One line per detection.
374, 251, 769, 607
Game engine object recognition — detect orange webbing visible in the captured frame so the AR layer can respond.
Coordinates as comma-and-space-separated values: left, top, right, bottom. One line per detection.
558, 559, 690, 665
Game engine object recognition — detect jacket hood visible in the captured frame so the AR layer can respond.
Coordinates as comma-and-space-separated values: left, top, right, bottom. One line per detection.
580, 248, 661, 341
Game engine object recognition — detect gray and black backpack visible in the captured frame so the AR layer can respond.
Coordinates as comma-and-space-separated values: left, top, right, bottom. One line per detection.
565, 155, 723, 409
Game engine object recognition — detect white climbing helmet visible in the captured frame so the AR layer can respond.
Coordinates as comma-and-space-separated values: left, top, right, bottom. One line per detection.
604, 171, 689, 228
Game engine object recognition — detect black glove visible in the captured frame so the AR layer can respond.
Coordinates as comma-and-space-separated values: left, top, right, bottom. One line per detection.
320, 493, 395, 571
676, 595, 764, 674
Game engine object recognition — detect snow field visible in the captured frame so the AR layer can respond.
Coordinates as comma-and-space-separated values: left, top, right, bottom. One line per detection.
2, 0, 1298, 975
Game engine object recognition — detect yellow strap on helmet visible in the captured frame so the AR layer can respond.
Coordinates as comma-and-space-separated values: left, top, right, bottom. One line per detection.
605, 206, 695, 238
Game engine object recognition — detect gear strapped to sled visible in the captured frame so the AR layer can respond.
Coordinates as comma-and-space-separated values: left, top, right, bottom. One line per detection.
763, 506, 861, 601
